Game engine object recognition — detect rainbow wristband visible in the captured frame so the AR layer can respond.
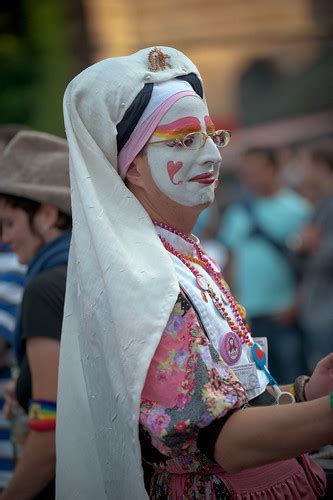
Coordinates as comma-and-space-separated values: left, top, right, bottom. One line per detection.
28, 399, 56, 431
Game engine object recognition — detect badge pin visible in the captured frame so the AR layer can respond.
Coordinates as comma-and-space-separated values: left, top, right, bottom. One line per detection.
196, 276, 208, 291
219, 331, 242, 365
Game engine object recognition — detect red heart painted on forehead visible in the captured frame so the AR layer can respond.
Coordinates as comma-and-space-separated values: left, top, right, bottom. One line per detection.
254, 347, 265, 361
167, 161, 184, 186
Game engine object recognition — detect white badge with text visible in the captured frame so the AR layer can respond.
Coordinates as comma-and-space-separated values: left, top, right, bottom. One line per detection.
232, 362, 260, 391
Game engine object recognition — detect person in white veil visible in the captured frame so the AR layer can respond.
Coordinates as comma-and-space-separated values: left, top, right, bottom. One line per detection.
57, 47, 333, 500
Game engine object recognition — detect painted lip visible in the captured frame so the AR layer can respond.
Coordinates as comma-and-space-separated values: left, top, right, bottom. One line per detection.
189, 172, 215, 184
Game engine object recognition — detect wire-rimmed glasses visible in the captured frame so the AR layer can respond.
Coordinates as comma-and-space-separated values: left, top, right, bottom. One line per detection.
148, 130, 231, 150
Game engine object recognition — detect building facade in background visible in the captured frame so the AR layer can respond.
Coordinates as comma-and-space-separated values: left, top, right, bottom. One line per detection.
83, 0, 333, 128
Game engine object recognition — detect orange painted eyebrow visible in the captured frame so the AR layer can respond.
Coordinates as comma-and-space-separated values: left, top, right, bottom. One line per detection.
154, 117, 201, 136
205, 115, 215, 133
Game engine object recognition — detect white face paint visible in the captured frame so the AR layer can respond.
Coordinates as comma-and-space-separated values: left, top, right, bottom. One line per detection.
146, 96, 222, 207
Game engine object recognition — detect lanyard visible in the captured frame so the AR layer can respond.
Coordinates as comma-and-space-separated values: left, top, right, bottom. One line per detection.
251, 343, 295, 404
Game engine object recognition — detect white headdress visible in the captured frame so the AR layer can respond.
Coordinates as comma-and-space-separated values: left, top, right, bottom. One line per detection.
57, 47, 204, 499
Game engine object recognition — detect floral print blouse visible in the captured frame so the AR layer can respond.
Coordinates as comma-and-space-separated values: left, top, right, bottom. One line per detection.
140, 291, 247, 459
138, 292, 326, 500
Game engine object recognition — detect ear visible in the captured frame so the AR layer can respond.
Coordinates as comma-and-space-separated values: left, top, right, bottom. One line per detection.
36, 204, 59, 230
125, 154, 147, 188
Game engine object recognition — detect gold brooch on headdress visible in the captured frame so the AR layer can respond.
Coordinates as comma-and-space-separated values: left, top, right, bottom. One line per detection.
148, 47, 172, 72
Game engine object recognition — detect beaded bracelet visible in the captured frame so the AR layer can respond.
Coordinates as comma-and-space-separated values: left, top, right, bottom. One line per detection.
293, 375, 310, 402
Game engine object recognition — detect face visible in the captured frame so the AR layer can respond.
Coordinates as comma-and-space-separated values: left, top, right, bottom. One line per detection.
0, 201, 42, 264
240, 153, 277, 195
298, 154, 333, 204
146, 96, 222, 207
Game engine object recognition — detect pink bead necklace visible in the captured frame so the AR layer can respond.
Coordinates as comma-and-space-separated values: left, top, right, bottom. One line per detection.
153, 220, 253, 347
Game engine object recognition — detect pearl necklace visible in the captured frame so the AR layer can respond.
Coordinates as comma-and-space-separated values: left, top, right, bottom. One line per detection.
153, 220, 253, 347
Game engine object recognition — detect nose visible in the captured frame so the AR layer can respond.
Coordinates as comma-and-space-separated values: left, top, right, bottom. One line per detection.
200, 136, 222, 166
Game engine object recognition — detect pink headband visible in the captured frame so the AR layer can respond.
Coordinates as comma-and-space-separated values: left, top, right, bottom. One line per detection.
117, 90, 200, 179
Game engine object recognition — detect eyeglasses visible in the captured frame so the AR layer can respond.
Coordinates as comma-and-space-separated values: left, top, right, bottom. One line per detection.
148, 130, 231, 150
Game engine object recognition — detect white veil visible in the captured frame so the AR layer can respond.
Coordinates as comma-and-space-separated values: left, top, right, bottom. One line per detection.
56, 47, 203, 499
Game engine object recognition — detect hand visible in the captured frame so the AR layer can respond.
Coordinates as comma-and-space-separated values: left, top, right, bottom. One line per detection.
3, 379, 17, 421
305, 353, 333, 401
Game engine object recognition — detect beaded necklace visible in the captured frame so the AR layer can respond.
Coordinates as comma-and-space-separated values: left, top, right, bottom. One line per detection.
153, 220, 296, 404
178, 252, 207, 268
179, 250, 243, 312
153, 221, 295, 404
153, 220, 252, 347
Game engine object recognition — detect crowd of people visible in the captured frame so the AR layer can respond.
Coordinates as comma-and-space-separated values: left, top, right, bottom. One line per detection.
0, 46, 332, 499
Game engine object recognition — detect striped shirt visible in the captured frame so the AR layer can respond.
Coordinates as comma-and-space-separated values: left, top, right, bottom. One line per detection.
0, 248, 25, 488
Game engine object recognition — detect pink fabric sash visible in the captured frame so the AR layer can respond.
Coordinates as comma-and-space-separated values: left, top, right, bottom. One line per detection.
152, 453, 326, 499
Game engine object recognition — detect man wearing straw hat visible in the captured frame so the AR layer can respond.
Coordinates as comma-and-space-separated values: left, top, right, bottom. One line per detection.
0, 131, 71, 500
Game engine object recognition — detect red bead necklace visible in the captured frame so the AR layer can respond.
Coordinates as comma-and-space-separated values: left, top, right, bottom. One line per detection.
153, 220, 253, 347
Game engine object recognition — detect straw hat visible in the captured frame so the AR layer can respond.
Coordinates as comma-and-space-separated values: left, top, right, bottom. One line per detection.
0, 130, 71, 215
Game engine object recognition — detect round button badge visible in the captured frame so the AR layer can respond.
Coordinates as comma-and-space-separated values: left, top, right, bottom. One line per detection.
219, 331, 242, 365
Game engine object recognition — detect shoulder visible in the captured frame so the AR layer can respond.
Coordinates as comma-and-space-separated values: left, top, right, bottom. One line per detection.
24, 265, 67, 299
223, 201, 249, 218
272, 190, 312, 228
218, 202, 251, 247
22, 265, 67, 314
279, 189, 312, 214
21, 265, 67, 341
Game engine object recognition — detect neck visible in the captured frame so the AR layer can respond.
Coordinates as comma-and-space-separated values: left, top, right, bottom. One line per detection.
149, 208, 201, 236
259, 182, 281, 197
38, 227, 63, 247
129, 185, 206, 235
45, 228, 63, 243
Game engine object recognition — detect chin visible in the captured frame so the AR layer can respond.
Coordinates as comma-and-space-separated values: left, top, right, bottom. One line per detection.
197, 201, 212, 210
17, 254, 29, 265
198, 192, 215, 206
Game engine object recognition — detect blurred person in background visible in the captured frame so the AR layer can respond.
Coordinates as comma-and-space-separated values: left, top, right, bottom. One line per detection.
0, 125, 29, 490
0, 238, 26, 491
0, 131, 71, 500
295, 144, 333, 371
218, 147, 311, 383
194, 170, 244, 271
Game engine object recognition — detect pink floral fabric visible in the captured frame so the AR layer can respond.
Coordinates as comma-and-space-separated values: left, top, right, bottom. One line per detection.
140, 291, 247, 458
139, 292, 326, 499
